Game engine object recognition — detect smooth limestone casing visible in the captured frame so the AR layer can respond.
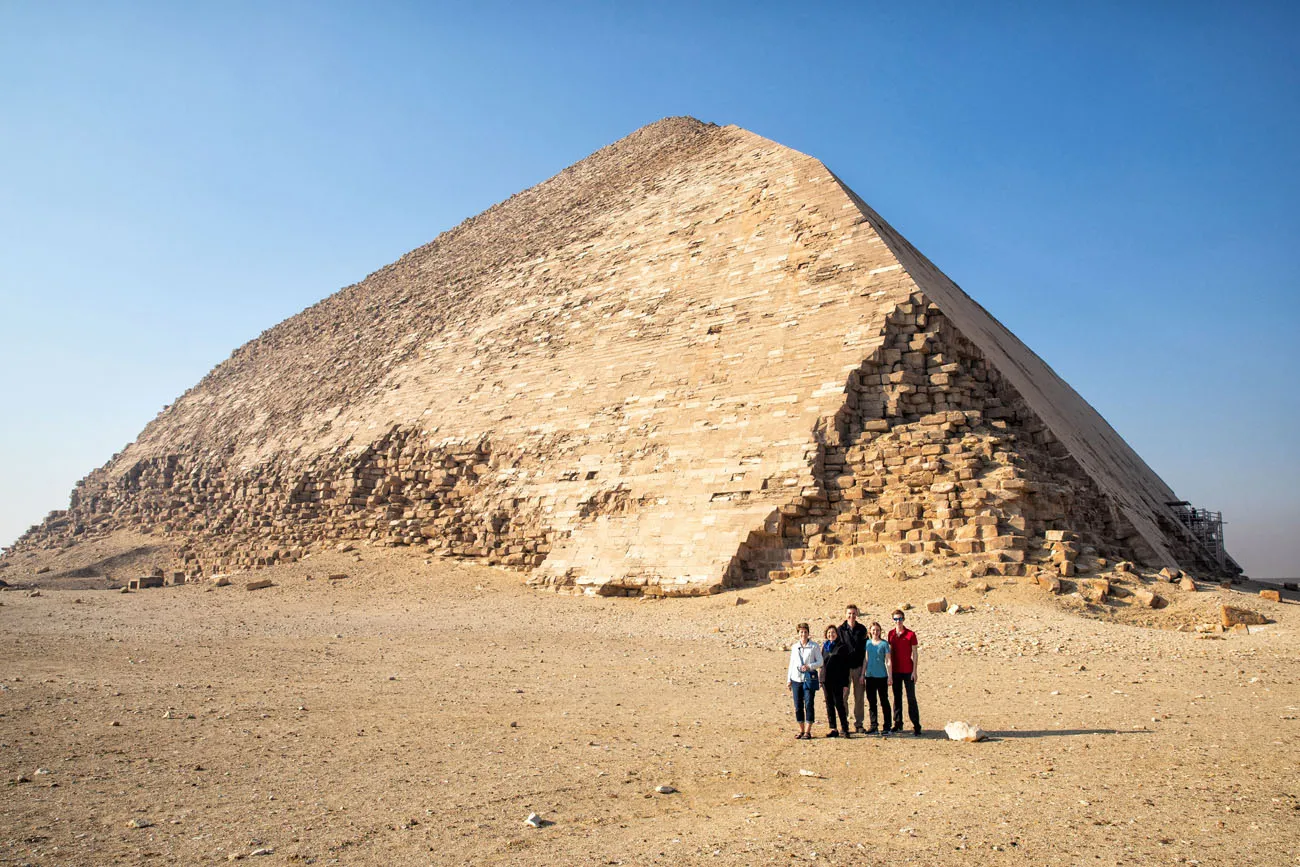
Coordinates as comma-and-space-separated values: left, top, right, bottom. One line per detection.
7, 118, 1230, 592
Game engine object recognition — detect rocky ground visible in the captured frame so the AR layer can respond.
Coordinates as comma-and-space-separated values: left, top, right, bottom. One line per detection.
1, 542, 1297, 866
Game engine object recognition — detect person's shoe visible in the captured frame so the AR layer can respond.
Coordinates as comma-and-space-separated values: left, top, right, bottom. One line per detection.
855, 725, 867, 734
842, 730, 851, 739
866, 726, 879, 734
826, 729, 839, 738
881, 728, 890, 738
892, 725, 903, 733
913, 726, 923, 737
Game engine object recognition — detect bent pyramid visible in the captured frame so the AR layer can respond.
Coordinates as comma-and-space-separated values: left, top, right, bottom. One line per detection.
9, 118, 1238, 594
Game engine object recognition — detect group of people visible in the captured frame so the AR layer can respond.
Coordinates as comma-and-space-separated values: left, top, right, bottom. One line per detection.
786, 604, 921, 739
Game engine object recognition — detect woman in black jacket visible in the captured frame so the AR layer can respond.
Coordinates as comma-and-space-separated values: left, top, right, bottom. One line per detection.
820, 625, 852, 738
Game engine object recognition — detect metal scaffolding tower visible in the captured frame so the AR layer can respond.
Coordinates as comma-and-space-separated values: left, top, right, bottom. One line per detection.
1166, 501, 1229, 572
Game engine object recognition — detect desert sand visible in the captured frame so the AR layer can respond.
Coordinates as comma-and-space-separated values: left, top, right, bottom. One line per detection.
1, 543, 1296, 866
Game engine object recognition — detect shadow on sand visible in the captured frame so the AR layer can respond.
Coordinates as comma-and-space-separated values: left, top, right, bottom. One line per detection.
983, 728, 1150, 740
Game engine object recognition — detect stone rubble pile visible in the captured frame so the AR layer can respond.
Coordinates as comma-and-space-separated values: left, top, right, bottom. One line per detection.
735, 297, 1163, 584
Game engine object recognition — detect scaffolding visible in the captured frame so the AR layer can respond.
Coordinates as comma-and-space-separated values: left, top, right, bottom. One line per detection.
1166, 501, 1230, 572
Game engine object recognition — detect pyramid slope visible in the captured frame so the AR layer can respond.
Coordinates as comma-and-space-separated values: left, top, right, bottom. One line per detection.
6, 119, 1235, 591
125, 116, 727, 466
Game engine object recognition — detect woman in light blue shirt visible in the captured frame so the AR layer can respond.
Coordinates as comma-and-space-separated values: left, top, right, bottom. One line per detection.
861, 621, 893, 737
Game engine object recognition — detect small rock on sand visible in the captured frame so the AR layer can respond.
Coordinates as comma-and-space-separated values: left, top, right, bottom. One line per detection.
1079, 579, 1109, 603
944, 721, 987, 742
1133, 588, 1166, 609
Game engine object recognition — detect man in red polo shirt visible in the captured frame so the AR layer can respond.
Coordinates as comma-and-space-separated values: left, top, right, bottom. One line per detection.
888, 608, 921, 736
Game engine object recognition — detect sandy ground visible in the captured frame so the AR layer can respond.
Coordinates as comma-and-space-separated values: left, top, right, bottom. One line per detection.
1, 544, 1298, 866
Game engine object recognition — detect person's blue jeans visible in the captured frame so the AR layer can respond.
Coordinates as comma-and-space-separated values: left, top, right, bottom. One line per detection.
791, 681, 817, 724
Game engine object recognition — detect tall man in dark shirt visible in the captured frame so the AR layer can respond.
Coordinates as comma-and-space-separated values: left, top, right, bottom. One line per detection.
838, 604, 870, 734
887, 608, 921, 736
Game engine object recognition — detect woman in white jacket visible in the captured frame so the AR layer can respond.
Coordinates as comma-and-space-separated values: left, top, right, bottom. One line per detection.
787, 622, 823, 740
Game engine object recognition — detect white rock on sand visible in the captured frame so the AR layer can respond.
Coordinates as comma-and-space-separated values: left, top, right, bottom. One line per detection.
944, 721, 987, 742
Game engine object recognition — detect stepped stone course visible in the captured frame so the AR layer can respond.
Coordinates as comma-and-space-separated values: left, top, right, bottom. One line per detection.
3, 117, 1236, 594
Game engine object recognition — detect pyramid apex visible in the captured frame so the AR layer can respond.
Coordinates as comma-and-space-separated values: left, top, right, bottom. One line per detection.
601, 116, 719, 150
634, 115, 714, 132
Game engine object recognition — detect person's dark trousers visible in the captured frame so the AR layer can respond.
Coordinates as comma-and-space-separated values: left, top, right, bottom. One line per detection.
865, 676, 891, 730
791, 682, 817, 724
823, 682, 849, 733
891, 673, 920, 731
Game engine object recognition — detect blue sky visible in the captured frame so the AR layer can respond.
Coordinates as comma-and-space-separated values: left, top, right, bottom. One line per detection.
1, 1, 1296, 577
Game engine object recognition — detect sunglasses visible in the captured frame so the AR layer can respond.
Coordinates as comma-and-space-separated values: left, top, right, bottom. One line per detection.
892, 616, 904, 621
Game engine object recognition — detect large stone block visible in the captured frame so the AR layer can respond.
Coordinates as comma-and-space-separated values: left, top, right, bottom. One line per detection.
1221, 605, 1269, 628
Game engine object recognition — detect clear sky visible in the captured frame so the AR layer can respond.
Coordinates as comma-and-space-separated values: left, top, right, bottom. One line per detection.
1, 1, 1297, 578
